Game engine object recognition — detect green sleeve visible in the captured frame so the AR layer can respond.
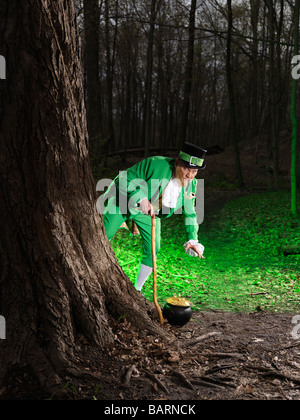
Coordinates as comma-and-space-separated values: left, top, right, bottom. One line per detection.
182, 179, 199, 241
119, 157, 173, 207
123, 158, 152, 204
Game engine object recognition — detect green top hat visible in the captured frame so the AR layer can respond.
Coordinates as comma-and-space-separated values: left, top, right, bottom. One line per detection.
178, 142, 207, 170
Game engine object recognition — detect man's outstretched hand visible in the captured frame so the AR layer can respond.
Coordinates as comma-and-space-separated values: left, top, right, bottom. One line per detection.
184, 242, 205, 259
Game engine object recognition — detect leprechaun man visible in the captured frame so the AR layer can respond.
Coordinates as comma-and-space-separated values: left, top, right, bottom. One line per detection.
99, 142, 207, 292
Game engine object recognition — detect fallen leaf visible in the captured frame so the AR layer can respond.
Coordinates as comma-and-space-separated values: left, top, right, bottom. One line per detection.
235, 384, 254, 396
168, 352, 180, 363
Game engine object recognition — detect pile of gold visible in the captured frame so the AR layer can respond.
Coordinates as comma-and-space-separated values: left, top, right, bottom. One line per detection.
166, 297, 191, 307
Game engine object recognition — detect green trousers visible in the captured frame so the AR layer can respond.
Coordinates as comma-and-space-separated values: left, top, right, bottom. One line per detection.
103, 207, 161, 268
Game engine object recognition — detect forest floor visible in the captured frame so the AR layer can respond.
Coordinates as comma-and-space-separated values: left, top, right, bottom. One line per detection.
7, 132, 300, 401
8, 188, 300, 402
79, 310, 300, 401
73, 189, 300, 402
9, 308, 300, 401
76, 133, 300, 402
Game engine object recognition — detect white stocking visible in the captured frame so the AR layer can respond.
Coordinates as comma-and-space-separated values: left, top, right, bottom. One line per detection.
135, 264, 153, 291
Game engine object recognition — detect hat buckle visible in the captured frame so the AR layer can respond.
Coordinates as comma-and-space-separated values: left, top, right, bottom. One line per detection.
189, 156, 199, 167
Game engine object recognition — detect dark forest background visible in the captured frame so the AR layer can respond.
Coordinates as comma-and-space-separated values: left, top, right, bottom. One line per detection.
75, 0, 299, 190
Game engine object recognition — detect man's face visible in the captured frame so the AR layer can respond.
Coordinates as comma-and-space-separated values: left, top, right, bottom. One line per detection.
175, 161, 198, 187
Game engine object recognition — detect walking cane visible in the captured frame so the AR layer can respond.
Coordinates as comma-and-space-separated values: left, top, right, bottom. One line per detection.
151, 214, 164, 326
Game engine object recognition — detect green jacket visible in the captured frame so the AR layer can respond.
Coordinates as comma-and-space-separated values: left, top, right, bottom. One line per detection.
105, 156, 199, 241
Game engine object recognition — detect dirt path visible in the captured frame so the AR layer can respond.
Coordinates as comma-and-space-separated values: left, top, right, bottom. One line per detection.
79, 191, 300, 401
8, 190, 298, 401
72, 310, 300, 401
162, 311, 300, 400
93, 191, 300, 401
80, 144, 299, 401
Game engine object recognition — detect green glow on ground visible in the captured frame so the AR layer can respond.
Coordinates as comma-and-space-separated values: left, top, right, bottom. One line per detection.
111, 191, 300, 313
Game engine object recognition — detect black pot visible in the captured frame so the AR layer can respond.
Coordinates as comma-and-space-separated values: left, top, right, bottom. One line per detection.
162, 297, 192, 327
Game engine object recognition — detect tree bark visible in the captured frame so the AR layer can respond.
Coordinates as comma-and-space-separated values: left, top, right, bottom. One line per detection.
0, 0, 167, 394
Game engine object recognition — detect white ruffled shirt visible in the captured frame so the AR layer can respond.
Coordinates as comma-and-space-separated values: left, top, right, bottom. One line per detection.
139, 177, 205, 258
161, 177, 183, 208
163, 178, 205, 258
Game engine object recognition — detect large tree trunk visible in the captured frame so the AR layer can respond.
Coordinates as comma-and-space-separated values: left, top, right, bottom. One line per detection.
0, 0, 166, 394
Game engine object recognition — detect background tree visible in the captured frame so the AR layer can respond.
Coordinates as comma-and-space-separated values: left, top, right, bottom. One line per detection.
83, 0, 103, 155
249, 0, 260, 139
0, 0, 166, 393
291, 0, 300, 217
144, 0, 161, 157
178, 0, 198, 147
264, 0, 280, 189
226, 0, 244, 189
76, 0, 297, 186
104, 0, 118, 151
